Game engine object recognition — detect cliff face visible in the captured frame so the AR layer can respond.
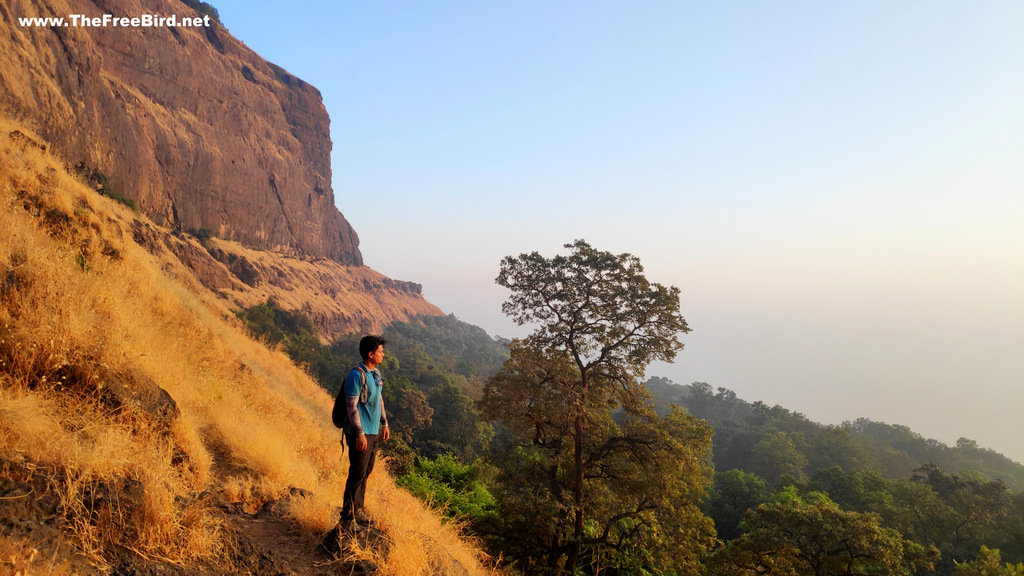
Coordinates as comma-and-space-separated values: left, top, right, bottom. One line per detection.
0, 0, 362, 264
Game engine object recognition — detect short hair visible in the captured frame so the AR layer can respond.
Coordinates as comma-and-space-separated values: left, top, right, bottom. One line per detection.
359, 335, 387, 360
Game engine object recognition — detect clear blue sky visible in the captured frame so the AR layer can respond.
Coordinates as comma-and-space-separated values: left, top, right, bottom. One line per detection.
211, 1, 1024, 462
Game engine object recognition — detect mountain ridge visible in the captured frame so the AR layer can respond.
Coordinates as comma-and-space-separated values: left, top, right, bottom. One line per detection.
645, 377, 1024, 491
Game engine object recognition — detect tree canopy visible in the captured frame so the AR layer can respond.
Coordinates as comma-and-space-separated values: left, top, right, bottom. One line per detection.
483, 241, 712, 575
711, 488, 937, 576
496, 239, 688, 387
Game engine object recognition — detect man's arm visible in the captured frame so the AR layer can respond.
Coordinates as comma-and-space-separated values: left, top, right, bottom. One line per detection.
345, 395, 364, 436
346, 396, 368, 451
379, 396, 389, 442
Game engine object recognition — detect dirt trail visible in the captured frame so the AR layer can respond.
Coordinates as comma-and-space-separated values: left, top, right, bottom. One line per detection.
103, 501, 388, 576
225, 509, 350, 576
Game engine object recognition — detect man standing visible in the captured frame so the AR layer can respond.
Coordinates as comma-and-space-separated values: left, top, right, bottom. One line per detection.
340, 335, 390, 529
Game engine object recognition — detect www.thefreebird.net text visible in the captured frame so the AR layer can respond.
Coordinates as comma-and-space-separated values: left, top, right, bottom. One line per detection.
18, 14, 212, 28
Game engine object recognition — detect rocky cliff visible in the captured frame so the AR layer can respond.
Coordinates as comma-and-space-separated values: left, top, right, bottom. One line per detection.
1, 0, 361, 264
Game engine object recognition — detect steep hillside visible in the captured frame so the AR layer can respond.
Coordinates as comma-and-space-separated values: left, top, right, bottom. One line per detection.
0, 122, 491, 575
132, 223, 443, 339
1, 0, 359, 263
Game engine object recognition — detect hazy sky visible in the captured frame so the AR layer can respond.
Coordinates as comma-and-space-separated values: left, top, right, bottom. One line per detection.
209, 1, 1024, 462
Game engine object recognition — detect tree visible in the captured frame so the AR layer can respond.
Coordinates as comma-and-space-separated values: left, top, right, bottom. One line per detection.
710, 488, 937, 576
804, 466, 888, 514
483, 240, 712, 574
749, 431, 808, 488
481, 341, 715, 575
954, 546, 1024, 576
705, 469, 768, 541
376, 369, 433, 475
992, 493, 1024, 565
804, 426, 872, 473
880, 465, 1013, 573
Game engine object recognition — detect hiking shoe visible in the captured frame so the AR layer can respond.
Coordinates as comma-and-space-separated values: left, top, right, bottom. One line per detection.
354, 512, 376, 527
339, 517, 360, 534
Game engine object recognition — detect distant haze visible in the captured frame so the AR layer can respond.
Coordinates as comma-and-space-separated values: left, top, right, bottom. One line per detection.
212, 1, 1024, 463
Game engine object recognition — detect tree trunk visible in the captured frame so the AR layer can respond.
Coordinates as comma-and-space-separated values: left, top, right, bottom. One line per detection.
565, 412, 586, 574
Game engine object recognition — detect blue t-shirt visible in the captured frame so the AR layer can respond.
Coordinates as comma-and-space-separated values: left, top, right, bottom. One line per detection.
343, 364, 383, 435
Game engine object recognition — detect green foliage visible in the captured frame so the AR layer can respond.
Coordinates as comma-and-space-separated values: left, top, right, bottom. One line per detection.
230, 264, 1024, 574
195, 227, 215, 248
749, 431, 808, 488
805, 466, 889, 513
879, 464, 1015, 573
180, 0, 222, 25
396, 454, 497, 523
769, 465, 1024, 573
74, 165, 137, 212
496, 240, 689, 378
235, 300, 346, 394
645, 378, 1024, 493
705, 469, 767, 541
996, 493, 1024, 564
955, 547, 1024, 576
711, 490, 937, 576
846, 419, 1024, 489
74, 252, 91, 271
237, 301, 500, 478
370, 370, 435, 476
238, 302, 499, 464
332, 323, 498, 462
645, 376, 1024, 572
484, 241, 713, 575
385, 314, 508, 388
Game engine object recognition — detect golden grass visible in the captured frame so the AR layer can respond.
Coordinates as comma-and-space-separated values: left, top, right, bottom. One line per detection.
0, 117, 497, 575
368, 471, 493, 576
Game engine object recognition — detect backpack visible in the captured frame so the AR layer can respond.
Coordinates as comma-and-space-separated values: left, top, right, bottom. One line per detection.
332, 365, 369, 433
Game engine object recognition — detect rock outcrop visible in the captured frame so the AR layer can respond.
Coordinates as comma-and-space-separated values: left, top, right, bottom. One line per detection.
0, 0, 362, 264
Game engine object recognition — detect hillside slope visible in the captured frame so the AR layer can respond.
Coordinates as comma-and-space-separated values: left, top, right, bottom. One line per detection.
130, 221, 444, 339
0, 122, 490, 575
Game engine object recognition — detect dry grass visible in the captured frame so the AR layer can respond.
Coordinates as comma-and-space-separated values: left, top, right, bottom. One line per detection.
0, 118, 497, 575
368, 471, 493, 576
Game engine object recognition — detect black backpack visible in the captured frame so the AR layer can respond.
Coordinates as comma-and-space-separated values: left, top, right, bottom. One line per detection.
332, 365, 369, 434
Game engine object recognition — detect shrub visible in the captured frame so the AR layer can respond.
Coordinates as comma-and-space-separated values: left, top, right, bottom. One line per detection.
396, 454, 497, 523
195, 227, 215, 249
73, 165, 137, 212
180, 0, 222, 26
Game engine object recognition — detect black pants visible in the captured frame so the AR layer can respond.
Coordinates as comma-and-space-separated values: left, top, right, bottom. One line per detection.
341, 433, 378, 521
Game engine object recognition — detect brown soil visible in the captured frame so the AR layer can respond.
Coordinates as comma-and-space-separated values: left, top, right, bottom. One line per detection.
0, 460, 105, 576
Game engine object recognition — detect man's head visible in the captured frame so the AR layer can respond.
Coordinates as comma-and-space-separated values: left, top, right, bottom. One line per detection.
359, 335, 387, 363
